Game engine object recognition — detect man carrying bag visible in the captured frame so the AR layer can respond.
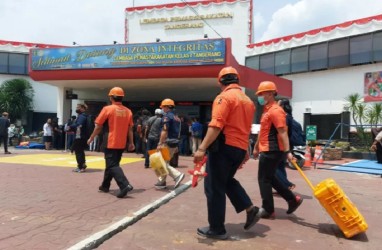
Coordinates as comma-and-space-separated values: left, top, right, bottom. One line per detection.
155, 98, 185, 190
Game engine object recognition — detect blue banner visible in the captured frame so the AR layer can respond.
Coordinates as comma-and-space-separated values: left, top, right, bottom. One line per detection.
31, 39, 225, 70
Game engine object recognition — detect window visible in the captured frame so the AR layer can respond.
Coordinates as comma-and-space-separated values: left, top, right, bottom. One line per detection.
9, 53, 27, 74
373, 31, 382, 62
246, 55, 259, 70
291, 46, 308, 73
309, 43, 328, 70
0, 53, 8, 73
275, 50, 290, 75
246, 31, 382, 76
328, 38, 349, 68
350, 34, 372, 64
259, 53, 274, 74
25, 54, 29, 75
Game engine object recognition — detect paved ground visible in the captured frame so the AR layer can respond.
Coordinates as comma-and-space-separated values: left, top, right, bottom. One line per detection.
0, 148, 381, 250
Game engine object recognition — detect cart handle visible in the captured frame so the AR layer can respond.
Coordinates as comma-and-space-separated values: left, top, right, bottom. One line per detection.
291, 160, 315, 191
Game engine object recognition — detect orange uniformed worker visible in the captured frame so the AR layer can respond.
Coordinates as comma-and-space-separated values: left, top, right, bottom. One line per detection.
87, 87, 135, 198
193, 66, 260, 240
253, 81, 303, 218
155, 98, 185, 189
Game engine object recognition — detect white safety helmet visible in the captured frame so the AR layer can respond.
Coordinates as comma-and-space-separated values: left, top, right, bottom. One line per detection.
155, 108, 163, 115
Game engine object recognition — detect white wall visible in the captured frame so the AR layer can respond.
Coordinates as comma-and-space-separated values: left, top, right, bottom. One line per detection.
126, 0, 250, 64
284, 62, 382, 125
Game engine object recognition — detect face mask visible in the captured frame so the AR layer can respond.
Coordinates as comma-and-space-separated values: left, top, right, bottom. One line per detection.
75, 109, 81, 114
258, 96, 265, 106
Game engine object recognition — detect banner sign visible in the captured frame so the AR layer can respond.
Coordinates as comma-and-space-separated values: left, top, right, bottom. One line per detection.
306, 125, 317, 141
364, 71, 382, 102
30, 39, 225, 70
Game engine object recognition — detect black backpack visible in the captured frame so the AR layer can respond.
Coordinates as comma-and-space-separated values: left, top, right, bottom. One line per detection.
86, 114, 95, 139
290, 119, 306, 146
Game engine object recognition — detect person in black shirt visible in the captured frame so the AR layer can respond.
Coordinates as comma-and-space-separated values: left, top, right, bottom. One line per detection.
179, 115, 190, 156
70, 104, 89, 173
0, 112, 11, 154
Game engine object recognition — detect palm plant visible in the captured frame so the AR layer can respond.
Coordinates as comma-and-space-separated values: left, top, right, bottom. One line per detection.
371, 103, 382, 127
356, 102, 367, 144
344, 93, 362, 129
0, 78, 34, 121
365, 108, 376, 126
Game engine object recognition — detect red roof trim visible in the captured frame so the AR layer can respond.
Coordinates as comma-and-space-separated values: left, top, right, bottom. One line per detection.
248, 14, 382, 48
126, 0, 238, 12
0, 40, 63, 49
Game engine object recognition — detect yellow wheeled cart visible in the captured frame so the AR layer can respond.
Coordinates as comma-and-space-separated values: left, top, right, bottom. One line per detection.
291, 161, 368, 238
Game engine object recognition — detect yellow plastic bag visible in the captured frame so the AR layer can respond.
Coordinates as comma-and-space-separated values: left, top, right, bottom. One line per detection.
149, 151, 169, 177
148, 147, 171, 161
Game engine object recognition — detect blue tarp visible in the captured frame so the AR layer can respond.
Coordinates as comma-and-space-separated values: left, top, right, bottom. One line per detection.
15, 142, 45, 149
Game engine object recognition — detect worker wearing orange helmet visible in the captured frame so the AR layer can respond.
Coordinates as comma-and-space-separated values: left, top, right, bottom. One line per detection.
194, 66, 260, 239
253, 81, 303, 219
155, 98, 185, 190
87, 87, 135, 198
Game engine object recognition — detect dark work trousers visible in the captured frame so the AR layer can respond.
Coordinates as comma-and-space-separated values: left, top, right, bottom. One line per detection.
204, 144, 253, 232
376, 143, 382, 163
179, 135, 189, 155
72, 138, 87, 169
144, 138, 159, 167
169, 151, 179, 167
0, 134, 9, 153
275, 159, 293, 188
258, 152, 295, 214
102, 148, 130, 190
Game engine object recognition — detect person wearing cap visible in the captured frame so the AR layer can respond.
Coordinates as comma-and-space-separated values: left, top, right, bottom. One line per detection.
87, 87, 135, 198
155, 98, 185, 189
70, 103, 89, 173
0, 112, 11, 154
193, 66, 260, 240
143, 108, 164, 168
253, 81, 303, 219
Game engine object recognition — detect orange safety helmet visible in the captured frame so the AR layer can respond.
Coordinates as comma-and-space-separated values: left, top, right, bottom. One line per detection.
256, 81, 277, 95
218, 66, 239, 82
108, 87, 125, 97
160, 98, 175, 108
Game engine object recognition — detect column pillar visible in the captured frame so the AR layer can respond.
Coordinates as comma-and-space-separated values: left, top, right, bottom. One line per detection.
57, 86, 72, 125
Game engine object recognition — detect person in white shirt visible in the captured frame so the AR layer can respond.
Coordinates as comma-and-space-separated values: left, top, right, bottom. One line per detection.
43, 118, 53, 150
8, 124, 16, 146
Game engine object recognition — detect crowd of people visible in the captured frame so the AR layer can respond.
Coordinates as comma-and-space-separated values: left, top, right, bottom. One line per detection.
3, 65, 380, 242
2, 67, 321, 239
133, 110, 205, 159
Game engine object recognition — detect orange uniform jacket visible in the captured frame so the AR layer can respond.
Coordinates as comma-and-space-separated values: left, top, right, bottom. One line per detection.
258, 102, 287, 152
95, 103, 133, 149
208, 84, 255, 151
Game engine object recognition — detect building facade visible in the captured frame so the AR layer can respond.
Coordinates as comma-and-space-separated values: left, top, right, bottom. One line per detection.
1, 0, 381, 141
246, 14, 382, 139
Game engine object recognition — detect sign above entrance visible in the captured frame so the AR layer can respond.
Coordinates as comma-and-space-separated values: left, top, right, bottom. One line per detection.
30, 39, 226, 71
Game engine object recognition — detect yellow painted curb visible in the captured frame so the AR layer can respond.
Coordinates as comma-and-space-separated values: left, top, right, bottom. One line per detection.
0, 154, 143, 169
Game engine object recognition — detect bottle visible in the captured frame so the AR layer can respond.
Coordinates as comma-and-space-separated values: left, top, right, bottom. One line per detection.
76, 125, 82, 139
